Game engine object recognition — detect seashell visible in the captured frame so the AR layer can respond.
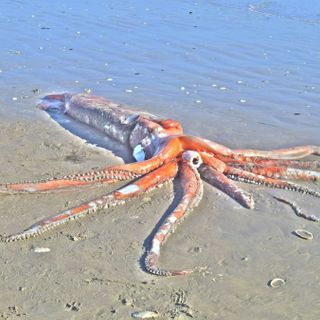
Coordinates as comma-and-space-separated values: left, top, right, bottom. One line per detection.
33, 247, 51, 253
294, 229, 313, 240
131, 310, 159, 319
268, 278, 285, 288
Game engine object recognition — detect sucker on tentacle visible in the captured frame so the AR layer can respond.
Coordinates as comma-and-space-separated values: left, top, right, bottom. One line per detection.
0, 168, 140, 194
1, 92, 320, 277
1, 161, 178, 243
232, 145, 320, 160
225, 166, 320, 199
236, 159, 320, 170
0, 137, 183, 194
227, 163, 320, 181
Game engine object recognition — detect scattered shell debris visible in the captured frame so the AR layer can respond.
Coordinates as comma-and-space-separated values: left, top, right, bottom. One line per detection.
142, 197, 151, 203
268, 278, 285, 288
69, 235, 81, 241
131, 310, 159, 319
121, 297, 134, 307
33, 247, 51, 253
65, 301, 81, 312
67, 232, 87, 241
294, 229, 313, 240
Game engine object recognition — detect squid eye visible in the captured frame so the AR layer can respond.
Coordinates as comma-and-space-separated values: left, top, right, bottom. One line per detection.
192, 157, 200, 166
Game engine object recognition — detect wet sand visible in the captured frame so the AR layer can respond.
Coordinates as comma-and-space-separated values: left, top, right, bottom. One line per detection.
1, 1, 320, 319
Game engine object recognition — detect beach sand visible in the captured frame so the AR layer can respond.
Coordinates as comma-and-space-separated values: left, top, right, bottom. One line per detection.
0, 1, 320, 319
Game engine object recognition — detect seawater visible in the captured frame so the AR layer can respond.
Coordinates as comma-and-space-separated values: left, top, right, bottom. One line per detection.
0, 0, 319, 145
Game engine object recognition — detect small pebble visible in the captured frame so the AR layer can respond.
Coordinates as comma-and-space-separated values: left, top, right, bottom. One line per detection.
121, 298, 134, 306
219, 86, 227, 90
237, 80, 244, 84
180, 86, 185, 91
239, 99, 247, 103
106, 78, 113, 81
125, 89, 133, 93
193, 246, 202, 253
195, 100, 201, 104
12, 97, 18, 101
69, 235, 80, 241
33, 247, 51, 253
131, 310, 159, 319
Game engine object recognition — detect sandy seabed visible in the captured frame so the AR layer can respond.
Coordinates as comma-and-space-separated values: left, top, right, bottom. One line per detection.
0, 1, 320, 319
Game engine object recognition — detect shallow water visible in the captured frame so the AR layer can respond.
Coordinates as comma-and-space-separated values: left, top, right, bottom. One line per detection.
0, 1, 320, 319
1, 1, 319, 142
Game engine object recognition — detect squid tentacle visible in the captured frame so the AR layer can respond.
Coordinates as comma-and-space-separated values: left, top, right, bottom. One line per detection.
232, 145, 320, 160
0, 167, 140, 194
273, 196, 320, 223
227, 163, 320, 181
235, 159, 320, 170
0, 137, 184, 195
221, 155, 320, 170
199, 164, 254, 209
145, 151, 204, 276
1, 161, 178, 243
199, 151, 226, 172
225, 166, 320, 198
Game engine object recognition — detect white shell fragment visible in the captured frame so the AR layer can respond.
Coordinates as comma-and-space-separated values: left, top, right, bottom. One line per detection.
269, 278, 285, 288
33, 247, 51, 253
294, 229, 313, 240
131, 310, 159, 319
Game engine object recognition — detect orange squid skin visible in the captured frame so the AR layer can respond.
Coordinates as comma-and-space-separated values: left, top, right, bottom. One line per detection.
1, 93, 320, 277
114, 160, 178, 200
